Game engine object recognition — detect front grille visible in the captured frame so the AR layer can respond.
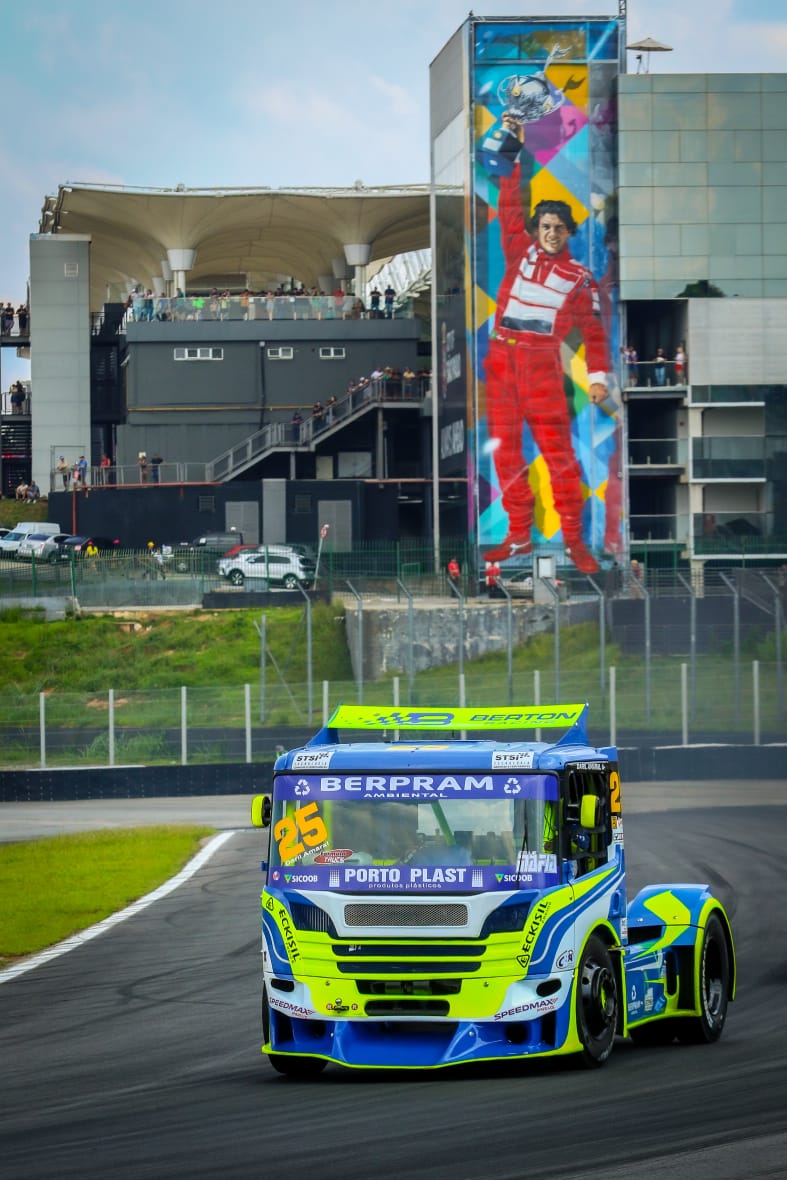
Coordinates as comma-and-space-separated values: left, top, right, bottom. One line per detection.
364, 999, 450, 1017
334, 943, 482, 958
357, 979, 462, 996
344, 903, 469, 928
289, 901, 337, 935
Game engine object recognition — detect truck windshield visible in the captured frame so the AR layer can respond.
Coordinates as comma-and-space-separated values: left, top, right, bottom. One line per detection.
268, 771, 560, 892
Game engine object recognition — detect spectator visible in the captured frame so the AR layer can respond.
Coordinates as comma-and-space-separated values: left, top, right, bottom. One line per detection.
402, 367, 416, 398
138, 452, 149, 483
325, 395, 337, 426
77, 455, 88, 486
17, 304, 29, 334
25, 480, 41, 502
10, 381, 25, 414
290, 410, 303, 443
99, 453, 112, 485
485, 560, 501, 597
312, 401, 325, 430
652, 348, 667, 387
384, 285, 396, 318
369, 288, 382, 319
56, 455, 69, 490
447, 556, 461, 584
624, 344, 638, 387
674, 342, 687, 384
1, 303, 14, 335
150, 452, 163, 483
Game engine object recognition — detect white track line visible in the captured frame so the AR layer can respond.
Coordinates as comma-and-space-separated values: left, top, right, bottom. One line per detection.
0, 830, 237, 985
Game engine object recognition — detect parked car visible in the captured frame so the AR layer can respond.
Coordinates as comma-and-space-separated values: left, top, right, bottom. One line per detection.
17, 532, 73, 561
217, 545, 316, 589
499, 569, 534, 598
57, 535, 119, 558
170, 531, 245, 572
0, 521, 63, 556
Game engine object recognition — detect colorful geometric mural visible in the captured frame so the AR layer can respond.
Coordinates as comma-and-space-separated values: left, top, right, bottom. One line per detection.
470, 19, 623, 573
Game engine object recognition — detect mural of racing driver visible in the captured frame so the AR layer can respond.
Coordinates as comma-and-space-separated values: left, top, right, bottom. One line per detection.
481, 116, 611, 574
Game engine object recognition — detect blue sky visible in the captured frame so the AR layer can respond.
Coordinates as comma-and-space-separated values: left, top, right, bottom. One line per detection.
1, 0, 786, 387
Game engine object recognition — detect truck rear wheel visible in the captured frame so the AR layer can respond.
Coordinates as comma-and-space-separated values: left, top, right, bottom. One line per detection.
575, 936, 618, 1066
676, 913, 730, 1044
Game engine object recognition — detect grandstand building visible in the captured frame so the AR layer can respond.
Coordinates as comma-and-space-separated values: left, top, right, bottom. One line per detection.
4, 10, 786, 577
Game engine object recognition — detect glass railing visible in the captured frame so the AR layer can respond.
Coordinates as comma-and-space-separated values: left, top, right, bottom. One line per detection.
1, 391, 31, 415
124, 294, 414, 325
691, 437, 766, 479
691, 385, 777, 404
46, 377, 432, 492
621, 359, 688, 389
627, 438, 688, 466
692, 512, 785, 555
629, 513, 690, 543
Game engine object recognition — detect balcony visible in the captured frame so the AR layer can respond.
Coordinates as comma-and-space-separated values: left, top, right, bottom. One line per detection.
622, 359, 688, 393
630, 513, 690, 546
693, 512, 787, 557
118, 293, 415, 328
627, 438, 687, 470
690, 385, 774, 405
691, 437, 766, 480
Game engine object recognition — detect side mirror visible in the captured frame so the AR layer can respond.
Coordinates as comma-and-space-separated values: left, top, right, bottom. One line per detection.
251, 794, 272, 828
580, 793, 600, 829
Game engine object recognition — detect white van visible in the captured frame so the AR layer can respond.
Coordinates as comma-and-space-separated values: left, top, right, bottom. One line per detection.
0, 522, 63, 556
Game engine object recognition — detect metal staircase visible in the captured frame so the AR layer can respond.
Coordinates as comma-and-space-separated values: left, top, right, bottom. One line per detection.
205, 380, 425, 482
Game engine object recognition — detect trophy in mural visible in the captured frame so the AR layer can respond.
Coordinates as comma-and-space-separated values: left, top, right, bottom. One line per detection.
478, 45, 579, 176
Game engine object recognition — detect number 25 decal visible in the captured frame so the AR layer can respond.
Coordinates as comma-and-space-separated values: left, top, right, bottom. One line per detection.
609, 770, 622, 814
275, 802, 328, 863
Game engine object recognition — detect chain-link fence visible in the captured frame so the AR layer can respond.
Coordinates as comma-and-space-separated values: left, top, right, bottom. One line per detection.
0, 655, 783, 770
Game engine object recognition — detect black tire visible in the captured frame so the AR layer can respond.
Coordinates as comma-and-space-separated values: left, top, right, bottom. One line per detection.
262, 988, 326, 1078
575, 935, 619, 1066
283, 574, 298, 589
676, 913, 730, 1044
229, 569, 245, 586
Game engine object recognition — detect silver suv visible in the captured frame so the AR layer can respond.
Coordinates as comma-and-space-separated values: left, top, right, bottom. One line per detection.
217, 545, 316, 589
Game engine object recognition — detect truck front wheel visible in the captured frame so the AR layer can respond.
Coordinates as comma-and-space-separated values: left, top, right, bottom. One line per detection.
263, 987, 326, 1078
575, 936, 618, 1067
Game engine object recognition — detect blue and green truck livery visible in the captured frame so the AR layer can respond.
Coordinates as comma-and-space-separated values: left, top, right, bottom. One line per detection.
251, 703, 735, 1075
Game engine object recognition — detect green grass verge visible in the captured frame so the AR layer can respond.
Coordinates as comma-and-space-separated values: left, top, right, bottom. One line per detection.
0, 602, 353, 694
0, 826, 215, 969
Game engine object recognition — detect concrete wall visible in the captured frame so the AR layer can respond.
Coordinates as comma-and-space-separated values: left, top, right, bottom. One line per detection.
29, 234, 92, 488
2, 744, 784, 802
344, 600, 598, 681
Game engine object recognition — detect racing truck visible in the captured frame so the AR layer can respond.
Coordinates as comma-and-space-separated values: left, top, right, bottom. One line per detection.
251, 703, 735, 1075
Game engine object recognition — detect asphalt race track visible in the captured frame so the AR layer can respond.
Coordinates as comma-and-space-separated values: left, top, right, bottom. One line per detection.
1, 782, 786, 1180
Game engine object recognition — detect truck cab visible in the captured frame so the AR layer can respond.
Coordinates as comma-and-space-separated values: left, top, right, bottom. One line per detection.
252, 703, 734, 1076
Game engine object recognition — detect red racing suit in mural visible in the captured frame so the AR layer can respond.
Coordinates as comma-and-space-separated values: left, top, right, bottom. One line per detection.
483, 163, 611, 574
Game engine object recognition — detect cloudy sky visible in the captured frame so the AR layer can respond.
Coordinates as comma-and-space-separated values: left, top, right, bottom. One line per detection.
1, 0, 785, 384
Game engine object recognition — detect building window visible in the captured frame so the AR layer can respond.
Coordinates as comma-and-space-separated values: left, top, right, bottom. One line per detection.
198, 496, 216, 512
319, 347, 345, 359
294, 494, 312, 514
174, 347, 224, 361
267, 347, 294, 359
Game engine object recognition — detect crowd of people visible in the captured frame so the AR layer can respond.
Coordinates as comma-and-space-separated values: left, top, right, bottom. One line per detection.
623, 342, 688, 387
1, 302, 29, 336
124, 283, 401, 324
289, 365, 431, 442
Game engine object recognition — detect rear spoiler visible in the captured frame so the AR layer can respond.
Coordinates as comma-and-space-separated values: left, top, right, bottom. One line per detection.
305, 703, 590, 746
